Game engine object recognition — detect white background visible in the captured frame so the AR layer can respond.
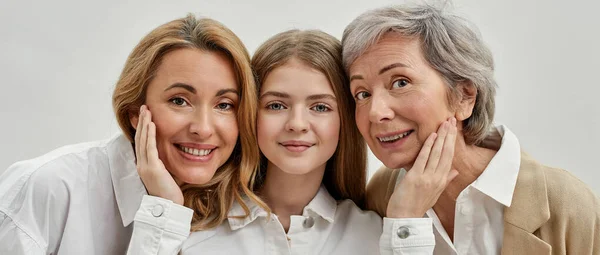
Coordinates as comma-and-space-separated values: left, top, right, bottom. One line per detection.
1, 0, 599, 193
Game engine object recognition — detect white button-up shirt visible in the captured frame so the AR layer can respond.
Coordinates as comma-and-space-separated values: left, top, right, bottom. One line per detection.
390, 125, 521, 254
0, 134, 174, 254
128, 186, 437, 254
0, 134, 439, 254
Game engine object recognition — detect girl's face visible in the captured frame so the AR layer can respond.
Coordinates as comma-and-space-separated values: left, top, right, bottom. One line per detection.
257, 58, 340, 176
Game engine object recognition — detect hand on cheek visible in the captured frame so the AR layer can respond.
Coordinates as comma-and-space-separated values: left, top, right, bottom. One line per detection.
387, 117, 459, 218
134, 105, 184, 205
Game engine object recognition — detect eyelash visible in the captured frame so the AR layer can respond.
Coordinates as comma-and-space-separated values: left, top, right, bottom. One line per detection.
266, 102, 286, 111
216, 102, 234, 111
354, 91, 371, 101
310, 103, 332, 112
169, 97, 189, 106
391, 77, 410, 88
170, 96, 236, 112
264, 102, 332, 112
353, 77, 411, 101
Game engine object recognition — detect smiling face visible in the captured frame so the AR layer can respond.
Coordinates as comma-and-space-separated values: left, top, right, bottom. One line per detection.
257, 58, 340, 176
131, 48, 240, 185
348, 33, 460, 169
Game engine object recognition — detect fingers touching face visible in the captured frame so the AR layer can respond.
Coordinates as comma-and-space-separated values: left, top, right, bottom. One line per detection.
349, 33, 458, 169
131, 48, 240, 185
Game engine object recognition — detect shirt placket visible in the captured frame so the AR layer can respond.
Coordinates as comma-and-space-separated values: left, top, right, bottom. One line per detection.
287, 215, 315, 255
454, 188, 474, 254
265, 215, 292, 255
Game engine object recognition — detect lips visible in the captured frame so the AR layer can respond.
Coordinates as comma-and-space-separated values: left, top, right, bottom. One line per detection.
279, 140, 315, 152
175, 143, 217, 161
375, 129, 414, 149
377, 130, 413, 143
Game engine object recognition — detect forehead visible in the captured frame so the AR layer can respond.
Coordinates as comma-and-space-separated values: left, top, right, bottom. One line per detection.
152, 48, 238, 90
349, 33, 426, 74
262, 59, 334, 96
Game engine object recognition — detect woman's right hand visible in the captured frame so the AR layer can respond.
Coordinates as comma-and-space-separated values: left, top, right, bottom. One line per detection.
386, 117, 459, 218
135, 105, 184, 205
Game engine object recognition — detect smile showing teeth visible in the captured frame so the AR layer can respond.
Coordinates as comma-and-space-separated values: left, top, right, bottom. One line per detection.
378, 130, 412, 143
179, 146, 213, 156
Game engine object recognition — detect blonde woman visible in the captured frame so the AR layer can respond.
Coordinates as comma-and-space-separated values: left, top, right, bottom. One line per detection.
130, 29, 456, 254
0, 15, 264, 254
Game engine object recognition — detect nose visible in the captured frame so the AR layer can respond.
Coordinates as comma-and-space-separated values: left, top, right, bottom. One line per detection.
285, 107, 309, 133
369, 90, 394, 123
189, 106, 214, 139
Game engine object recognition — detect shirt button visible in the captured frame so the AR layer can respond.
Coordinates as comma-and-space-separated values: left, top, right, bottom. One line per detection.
151, 204, 164, 217
397, 226, 410, 239
303, 216, 314, 228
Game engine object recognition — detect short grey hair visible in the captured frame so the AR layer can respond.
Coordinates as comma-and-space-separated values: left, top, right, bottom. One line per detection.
342, 4, 497, 145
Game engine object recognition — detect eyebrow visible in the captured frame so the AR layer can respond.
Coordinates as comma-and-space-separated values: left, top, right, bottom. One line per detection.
349, 62, 411, 82
216, 88, 239, 97
379, 62, 410, 75
164, 83, 196, 93
260, 91, 336, 101
259, 91, 290, 100
306, 94, 336, 101
165, 83, 239, 97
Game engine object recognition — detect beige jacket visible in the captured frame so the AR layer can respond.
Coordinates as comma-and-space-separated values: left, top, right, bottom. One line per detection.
366, 152, 600, 255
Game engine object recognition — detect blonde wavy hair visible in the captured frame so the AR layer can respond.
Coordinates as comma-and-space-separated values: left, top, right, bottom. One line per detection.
112, 14, 266, 230
251, 29, 368, 208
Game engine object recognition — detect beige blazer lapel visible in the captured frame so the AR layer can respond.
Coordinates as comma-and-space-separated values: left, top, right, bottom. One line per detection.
501, 152, 552, 255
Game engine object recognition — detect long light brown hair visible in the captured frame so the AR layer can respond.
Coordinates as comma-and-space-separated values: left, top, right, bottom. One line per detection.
251, 30, 367, 208
112, 14, 266, 230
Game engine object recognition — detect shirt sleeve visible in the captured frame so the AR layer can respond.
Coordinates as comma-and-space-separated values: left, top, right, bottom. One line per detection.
127, 195, 194, 255
379, 217, 435, 255
0, 212, 46, 255
0, 160, 71, 255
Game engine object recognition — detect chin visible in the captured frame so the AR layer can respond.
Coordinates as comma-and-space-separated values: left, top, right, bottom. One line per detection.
174, 167, 217, 185
378, 152, 417, 170
278, 164, 317, 176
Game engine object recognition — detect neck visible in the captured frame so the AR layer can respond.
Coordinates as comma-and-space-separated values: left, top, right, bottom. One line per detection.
443, 138, 497, 200
259, 162, 325, 232
431, 134, 497, 239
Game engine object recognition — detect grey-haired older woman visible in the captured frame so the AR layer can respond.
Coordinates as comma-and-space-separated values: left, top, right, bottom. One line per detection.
343, 4, 600, 255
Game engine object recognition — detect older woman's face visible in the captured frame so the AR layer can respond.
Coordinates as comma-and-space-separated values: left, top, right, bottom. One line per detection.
132, 48, 240, 185
348, 33, 455, 169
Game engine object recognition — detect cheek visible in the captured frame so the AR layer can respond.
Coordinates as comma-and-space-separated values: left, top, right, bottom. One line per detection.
150, 109, 182, 144
409, 93, 451, 141
215, 114, 239, 144
317, 114, 341, 146
257, 113, 279, 148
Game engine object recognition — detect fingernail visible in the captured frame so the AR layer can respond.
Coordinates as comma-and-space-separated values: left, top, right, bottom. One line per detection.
140, 105, 145, 114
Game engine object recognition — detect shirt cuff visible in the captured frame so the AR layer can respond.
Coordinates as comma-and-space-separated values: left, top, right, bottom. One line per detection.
381, 217, 435, 248
134, 195, 194, 236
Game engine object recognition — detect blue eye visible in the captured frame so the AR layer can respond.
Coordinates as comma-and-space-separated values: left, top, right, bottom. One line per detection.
267, 103, 285, 110
392, 79, 409, 88
311, 104, 330, 112
355, 91, 371, 101
170, 97, 188, 106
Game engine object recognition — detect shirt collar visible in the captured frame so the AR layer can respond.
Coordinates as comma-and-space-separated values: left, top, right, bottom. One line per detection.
107, 134, 147, 227
227, 185, 337, 230
470, 125, 521, 206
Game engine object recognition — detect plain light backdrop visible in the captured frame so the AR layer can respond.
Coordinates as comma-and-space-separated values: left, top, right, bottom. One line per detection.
1, 0, 598, 193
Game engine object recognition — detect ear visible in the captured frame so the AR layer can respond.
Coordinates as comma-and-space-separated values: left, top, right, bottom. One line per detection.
129, 108, 140, 131
454, 82, 477, 121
